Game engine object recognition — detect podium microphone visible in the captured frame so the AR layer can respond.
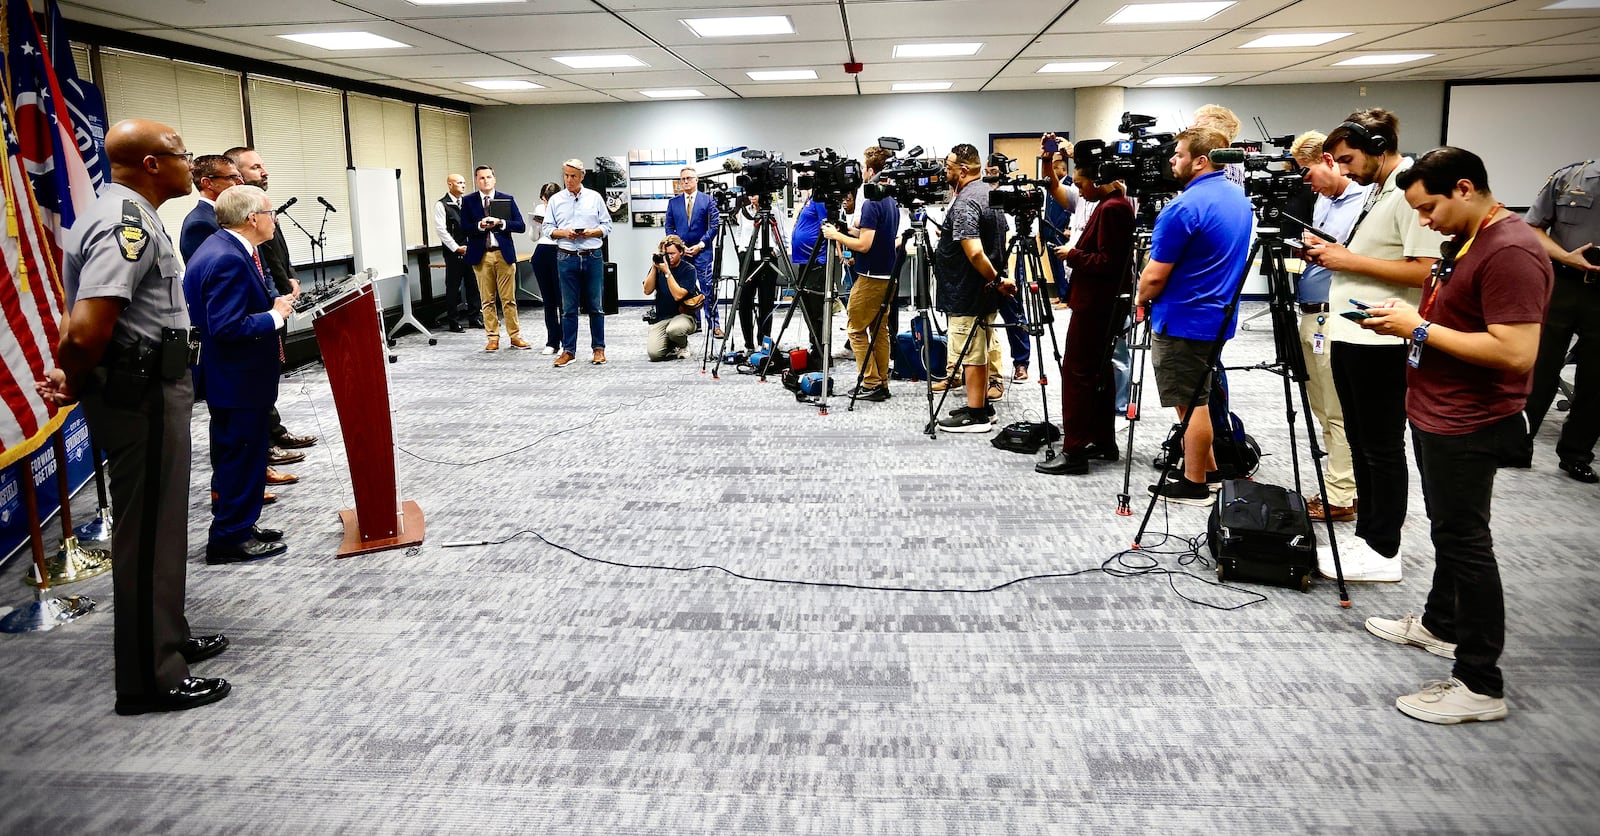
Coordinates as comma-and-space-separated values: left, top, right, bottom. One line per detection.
317, 196, 338, 213
274, 196, 298, 215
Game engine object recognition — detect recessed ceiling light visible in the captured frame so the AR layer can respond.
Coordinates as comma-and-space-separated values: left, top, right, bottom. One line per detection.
1144, 75, 1216, 85
1107, 2, 1234, 25
746, 69, 818, 81
464, 79, 544, 91
551, 55, 646, 69
681, 16, 793, 38
277, 32, 410, 51
405, 0, 526, 5
893, 42, 984, 58
1334, 53, 1434, 66
1540, 0, 1600, 9
640, 88, 705, 98
892, 81, 954, 91
1240, 32, 1351, 49
1038, 61, 1119, 73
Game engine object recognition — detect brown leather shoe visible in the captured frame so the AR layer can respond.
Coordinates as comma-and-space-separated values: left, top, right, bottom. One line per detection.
592, 348, 608, 365
265, 467, 299, 486
509, 337, 532, 350
553, 350, 576, 368
267, 446, 305, 466
485, 337, 500, 352
272, 431, 317, 449
930, 377, 951, 392
987, 381, 1005, 401
1013, 364, 1029, 382
1307, 495, 1356, 522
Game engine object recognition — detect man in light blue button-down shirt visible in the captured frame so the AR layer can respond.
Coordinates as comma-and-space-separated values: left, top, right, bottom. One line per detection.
546, 158, 614, 366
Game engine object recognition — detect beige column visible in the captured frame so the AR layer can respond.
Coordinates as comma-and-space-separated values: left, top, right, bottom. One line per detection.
1074, 86, 1126, 145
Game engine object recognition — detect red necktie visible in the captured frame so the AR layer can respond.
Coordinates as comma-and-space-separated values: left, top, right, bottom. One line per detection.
253, 248, 286, 362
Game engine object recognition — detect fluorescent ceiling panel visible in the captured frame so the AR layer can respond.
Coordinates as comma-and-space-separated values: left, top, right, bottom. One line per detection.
1334, 53, 1433, 65
681, 16, 794, 38
892, 81, 953, 91
1038, 61, 1119, 72
1145, 75, 1216, 84
1239, 32, 1351, 48
640, 88, 705, 98
1107, 2, 1234, 25
277, 32, 410, 50
893, 42, 984, 58
465, 79, 544, 90
551, 55, 647, 69
746, 69, 818, 80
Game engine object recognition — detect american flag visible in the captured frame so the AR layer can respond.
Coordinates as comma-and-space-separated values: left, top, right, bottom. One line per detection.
0, 0, 82, 468
46, 0, 108, 191
6, 0, 93, 253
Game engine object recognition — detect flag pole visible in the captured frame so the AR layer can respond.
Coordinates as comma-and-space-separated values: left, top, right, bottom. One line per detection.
0, 449, 96, 633
23, 423, 111, 588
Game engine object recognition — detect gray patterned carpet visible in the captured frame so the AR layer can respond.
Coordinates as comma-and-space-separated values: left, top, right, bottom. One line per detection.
2, 301, 1597, 835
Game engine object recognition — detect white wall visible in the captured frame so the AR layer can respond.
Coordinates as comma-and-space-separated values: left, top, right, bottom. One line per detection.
469, 82, 1447, 302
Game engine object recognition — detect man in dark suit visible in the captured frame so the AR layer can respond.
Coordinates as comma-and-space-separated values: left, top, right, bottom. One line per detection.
184, 184, 294, 564
179, 154, 239, 261
460, 164, 529, 351
432, 172, 480, 332
665, 168, 721, 336
224, 145, 317, 452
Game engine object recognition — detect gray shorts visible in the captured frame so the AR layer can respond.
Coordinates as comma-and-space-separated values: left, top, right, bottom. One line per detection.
1152, 331, 1213, 408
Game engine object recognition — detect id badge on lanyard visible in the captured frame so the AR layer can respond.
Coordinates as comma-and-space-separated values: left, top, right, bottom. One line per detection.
1407, 340, 1423, 369
1312, 315, 1326, 355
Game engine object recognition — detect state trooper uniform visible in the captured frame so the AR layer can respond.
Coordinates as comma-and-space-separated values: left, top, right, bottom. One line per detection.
1525, 160, 1600, 478
64, 182, 197, 704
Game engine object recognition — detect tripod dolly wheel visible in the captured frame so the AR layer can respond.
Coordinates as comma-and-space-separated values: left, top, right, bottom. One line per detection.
1216, 564, 1227, 582
1300, 573, 1312, 594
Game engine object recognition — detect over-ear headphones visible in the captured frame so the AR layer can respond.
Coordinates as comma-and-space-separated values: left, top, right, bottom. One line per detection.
1337, 120, 1389, 155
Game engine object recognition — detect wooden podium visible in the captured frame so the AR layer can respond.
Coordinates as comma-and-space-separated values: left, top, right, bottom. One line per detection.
312, 282, 425, 557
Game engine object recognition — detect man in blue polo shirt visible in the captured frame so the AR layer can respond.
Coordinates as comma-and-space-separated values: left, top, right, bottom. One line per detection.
1135, 126, 1255, 505
823, 145, 901, 401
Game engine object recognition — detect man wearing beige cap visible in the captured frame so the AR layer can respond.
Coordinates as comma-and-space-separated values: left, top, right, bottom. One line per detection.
546, 158, 613, 366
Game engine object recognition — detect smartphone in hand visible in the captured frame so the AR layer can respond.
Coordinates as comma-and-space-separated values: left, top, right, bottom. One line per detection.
1042, 136, 1060, 154
1340, 310, 1374, 322
1348, 298, 1377, 310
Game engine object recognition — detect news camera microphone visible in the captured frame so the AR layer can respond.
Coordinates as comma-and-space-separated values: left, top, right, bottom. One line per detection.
722, 157, 744, 173
1208, 148, 1247, 165
274, 197, 298, 215
317, 196, 338, 213
904, 146, 924, 159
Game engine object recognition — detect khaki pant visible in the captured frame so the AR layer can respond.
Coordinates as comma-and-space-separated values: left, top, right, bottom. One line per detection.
948, 313, 998, 367
647, 314, 698, 360
1300, 311, 1356, 507
475, 250, 519, 340
846, 275, 893, 387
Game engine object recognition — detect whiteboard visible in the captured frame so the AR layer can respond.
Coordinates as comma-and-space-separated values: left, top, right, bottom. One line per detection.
347, 167, 406, 279
1445, 81, 1600, 209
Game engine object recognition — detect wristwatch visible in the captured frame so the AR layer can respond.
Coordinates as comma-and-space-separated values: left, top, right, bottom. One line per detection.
1413, 320, 1432, 344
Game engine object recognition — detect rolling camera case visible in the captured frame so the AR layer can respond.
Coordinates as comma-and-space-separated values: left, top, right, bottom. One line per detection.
1207, 479, 1317, 592
892, 318, 948, 381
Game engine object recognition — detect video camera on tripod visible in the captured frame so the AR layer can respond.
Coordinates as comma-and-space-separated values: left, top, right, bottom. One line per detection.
864, 137, 949, 206
1215, 133, 1315, 240
705, 179, 744, 215
793, 147, 863, 203
1091, 112, 1181, 198
727, 149, 789, 199
982, 154, 1051, 216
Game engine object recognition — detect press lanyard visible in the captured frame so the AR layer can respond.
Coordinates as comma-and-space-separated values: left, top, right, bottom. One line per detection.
1419, 203, 1503, 320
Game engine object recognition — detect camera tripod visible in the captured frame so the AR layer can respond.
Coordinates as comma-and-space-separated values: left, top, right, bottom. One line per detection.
698, 201, 745, 371
759, 197, 847, 414
712, 197, 793, 378
1130, 224, 1352, 606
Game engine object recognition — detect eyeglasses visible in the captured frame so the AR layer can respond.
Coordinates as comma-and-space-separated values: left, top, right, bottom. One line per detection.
153, 151, 194, 164
205, 173, 244, 182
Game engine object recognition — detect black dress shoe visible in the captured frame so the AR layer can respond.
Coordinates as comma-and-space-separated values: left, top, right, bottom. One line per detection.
1036, 450, 1090, 475
1560, 460, 1599, 484
272, 431, 318, 449
114, 677, 231, 716
1082, 442, 1120, 462
181, 634, 230, 664
206, 537, 288, 565
252, 525, 284, 542
268, 446, 306, 466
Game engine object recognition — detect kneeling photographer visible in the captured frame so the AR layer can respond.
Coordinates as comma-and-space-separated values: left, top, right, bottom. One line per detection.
643, 235, 703, 361
1037, 141, 1135, 475
935, 143, 1015, 433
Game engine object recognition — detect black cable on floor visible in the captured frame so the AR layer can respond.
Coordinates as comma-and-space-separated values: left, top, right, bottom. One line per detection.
442, 527, 1266, 610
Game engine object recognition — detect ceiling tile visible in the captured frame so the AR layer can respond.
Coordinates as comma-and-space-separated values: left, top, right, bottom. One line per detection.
1047, 0, 1294, 34
701, 66, 854, 84
470, 90, 627, 105
1147, 52, 1330, 73
1457, 0, 1600, 22
1021, 30, 1228, 58
187, 19, 470, 58
621, 5, 846, 47
1186, 25, 1415, 55
855, 60, 1011, 81
119, 28, 306, 63
58, 2, 163, 30
729, 82, 861, 98
1527, 24, 1600, 46
857, 80, 986, 94
273, 58, 389, 81
984, 71, 1144, 90
997, 56, 1162, 77
1114, 71, 1261, 86
333, 52, 536, 78
65, 0, 375, 28
408, 13, 652, 53
670, 40, 852, 69
1253, 0, 1503, 27
1283, 46, 1494, 71
558, 70, 723, 90
498, 47, 691, 75
851, 36, 1035, 63
1359, 19, 1596, 50
1488, 59, 1600, 76
339, 0, 597, 19
844, 0, 1064, 37
1430, 44, 1600, 66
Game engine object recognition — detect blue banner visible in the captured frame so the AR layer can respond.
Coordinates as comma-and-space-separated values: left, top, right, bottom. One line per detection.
47, 0, 109, 192
0, 410, 95, 569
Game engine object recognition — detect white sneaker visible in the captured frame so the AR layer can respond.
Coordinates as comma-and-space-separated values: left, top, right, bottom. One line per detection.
1365, 613, 1457, 659
540, 346, 556, 355
1396, 678, 1507, 724
1317, 537, 1401, 582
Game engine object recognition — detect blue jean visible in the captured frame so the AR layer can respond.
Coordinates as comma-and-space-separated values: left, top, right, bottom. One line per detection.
557, 249, 605, 353
533, 243, 561, 349
691, 249, 719, 331
1000, 258, 1030, 369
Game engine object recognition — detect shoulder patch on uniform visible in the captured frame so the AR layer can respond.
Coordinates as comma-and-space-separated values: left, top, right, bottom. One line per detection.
119, 199, 144, 228
114, 223, 149, 262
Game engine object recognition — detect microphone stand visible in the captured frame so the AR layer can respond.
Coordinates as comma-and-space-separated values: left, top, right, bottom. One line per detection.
277, 206, 327, 293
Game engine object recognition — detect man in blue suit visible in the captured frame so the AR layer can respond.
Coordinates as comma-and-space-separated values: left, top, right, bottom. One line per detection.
184, 185, 294, 565
459, 164, 529, 351
179, 154, 240, 262
665, 168, 721, 336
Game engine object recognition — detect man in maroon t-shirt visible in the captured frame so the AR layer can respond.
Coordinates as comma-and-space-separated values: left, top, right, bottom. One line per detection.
1357, 147, 1553, 725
